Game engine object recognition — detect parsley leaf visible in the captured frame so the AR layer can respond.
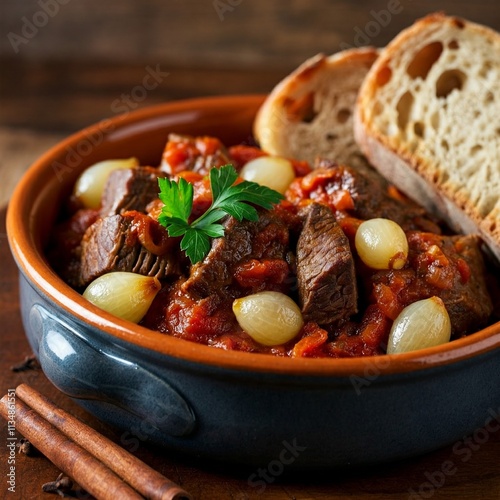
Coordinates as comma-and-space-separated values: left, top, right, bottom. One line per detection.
157, 177, 193, 223
157, 164, 284, 264
179, 228, 211, 265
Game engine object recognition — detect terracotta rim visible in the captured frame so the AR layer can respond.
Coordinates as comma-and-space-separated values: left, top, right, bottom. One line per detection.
7, 95, 500, 377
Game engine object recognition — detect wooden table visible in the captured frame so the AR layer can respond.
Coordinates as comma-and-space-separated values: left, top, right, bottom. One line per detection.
1, 133, 500, 500
2, 229, 500, 500
1, 43, 500, 496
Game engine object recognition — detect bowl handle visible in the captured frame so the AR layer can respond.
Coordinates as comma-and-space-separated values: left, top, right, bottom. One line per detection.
33, 304, 196, 438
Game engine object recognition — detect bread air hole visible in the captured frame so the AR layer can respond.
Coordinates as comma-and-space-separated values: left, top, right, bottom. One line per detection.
430, 111, 440, 130
376, 65, 392, 87
479, 61, 493, 78
336, 108, 351, 124
436, 69, 466, 98
373, 101, 384, 116
413, 122, 425, 138
406, 41, 443, 80
448, 40, 459, 49
432, 169, 449, 184
284, 92, 317, 123
396, 91, 414, 131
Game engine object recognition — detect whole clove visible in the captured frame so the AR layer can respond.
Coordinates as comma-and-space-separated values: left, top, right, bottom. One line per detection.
42, 473, 74, 497
17, 438, 36, 456
1, 385, 192, 500
10, 354, 40, 372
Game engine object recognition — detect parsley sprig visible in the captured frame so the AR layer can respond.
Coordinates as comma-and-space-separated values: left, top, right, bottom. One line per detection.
157, 164, 284, 264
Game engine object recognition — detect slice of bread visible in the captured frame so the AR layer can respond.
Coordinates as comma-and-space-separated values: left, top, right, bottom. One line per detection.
254, 48, 379, 168
354, 13, 500, 260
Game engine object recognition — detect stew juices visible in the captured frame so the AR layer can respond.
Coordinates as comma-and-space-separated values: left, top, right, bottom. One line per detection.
48, 134, 496, 358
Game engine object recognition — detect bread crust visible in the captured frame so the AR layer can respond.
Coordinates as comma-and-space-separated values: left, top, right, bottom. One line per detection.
254, 47, 379, 167
354, 13, 500, 261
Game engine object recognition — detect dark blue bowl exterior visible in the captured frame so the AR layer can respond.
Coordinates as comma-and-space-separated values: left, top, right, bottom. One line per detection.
19, 271, 500, 468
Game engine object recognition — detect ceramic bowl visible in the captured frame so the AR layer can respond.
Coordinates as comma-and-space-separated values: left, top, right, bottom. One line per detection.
7, 95, 500, 468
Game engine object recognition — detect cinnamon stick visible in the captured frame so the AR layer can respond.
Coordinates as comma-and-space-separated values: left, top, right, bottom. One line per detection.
0, 395, 144, 499
1, 385, 192, 500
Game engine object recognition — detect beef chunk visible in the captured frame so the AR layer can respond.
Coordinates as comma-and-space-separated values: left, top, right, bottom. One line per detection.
80, 212, 181, 287
290, 160, 441, 233
100, 167, 163, 217
296, 203, 358, 325
182, 208, 293, 299
48, 208, 99, 289
160, 134, 232, 176
411, 233, 493, 335
369, 232, 493, 337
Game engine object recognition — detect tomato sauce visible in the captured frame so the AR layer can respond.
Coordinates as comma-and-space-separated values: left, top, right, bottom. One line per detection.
49, 136, 497, 358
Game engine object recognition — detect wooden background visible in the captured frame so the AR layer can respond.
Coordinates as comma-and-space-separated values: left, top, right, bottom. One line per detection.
1, 1, 500, 498
0, 0, 499, 204
1, 0, 500, 134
